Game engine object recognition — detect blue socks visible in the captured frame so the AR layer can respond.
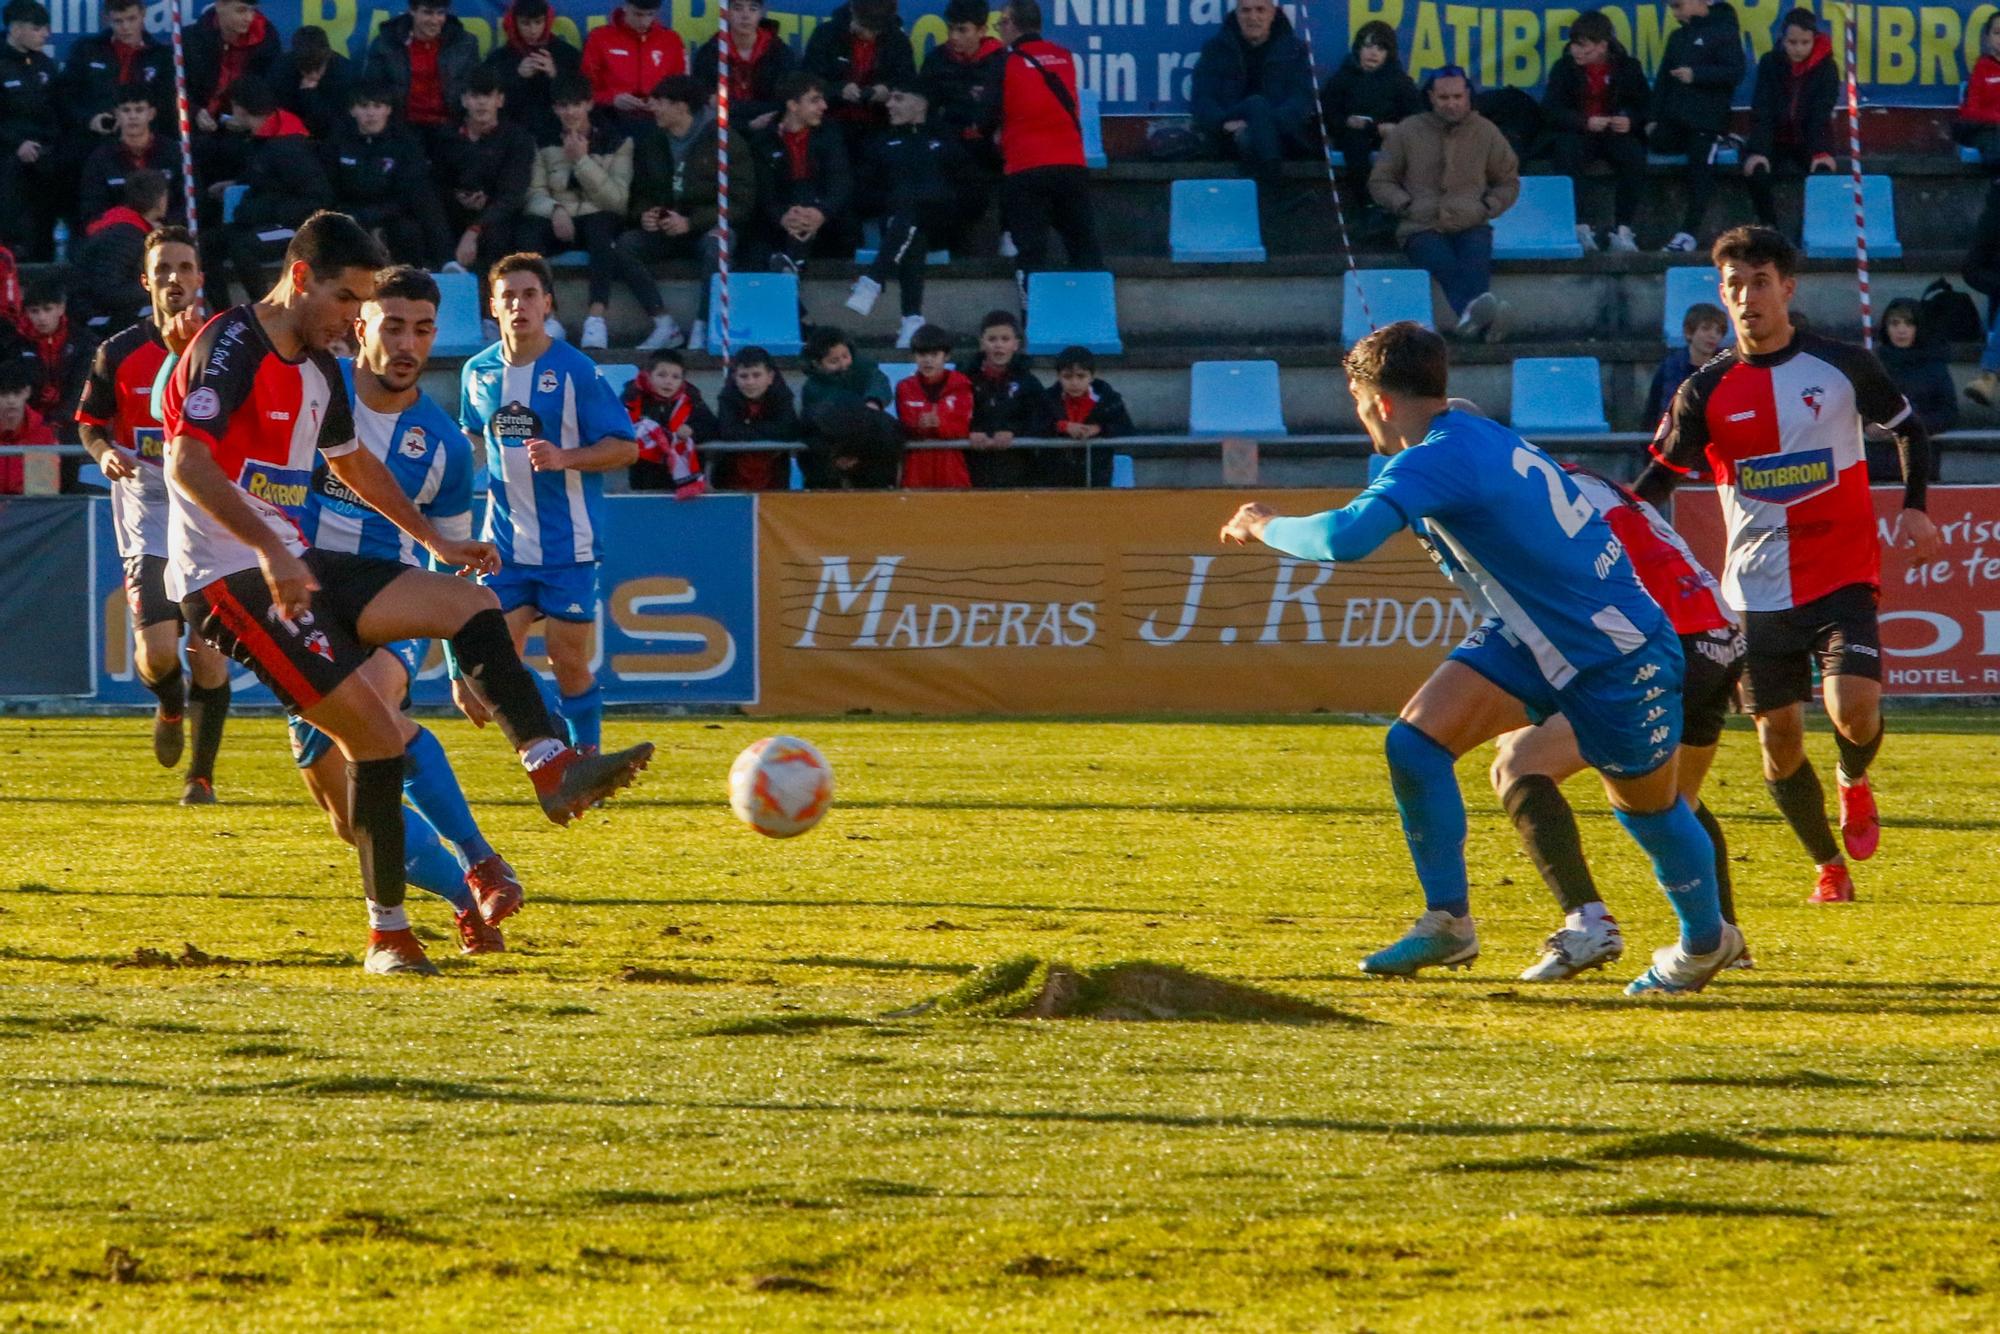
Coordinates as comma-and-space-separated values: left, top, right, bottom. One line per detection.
404, 805, 474, 913
1384, 721, 1470, 917
559, 682, 603, 752
1614, 800, 1724, 955
402, 726, 494, 866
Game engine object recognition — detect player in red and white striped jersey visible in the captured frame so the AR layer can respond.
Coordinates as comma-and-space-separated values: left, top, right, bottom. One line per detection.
1635, 226, 1942, 905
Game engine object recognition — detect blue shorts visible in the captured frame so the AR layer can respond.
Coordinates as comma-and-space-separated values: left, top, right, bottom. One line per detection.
1450, 619, 1686, 779
285, 638, 427, 770
484, 562, 599, 623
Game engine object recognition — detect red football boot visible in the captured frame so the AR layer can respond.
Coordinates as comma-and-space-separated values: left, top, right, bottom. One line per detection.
1809, 862, 1856, 905
454, 909, 505, 955
465, 854, 524, 925
364, 927, 441, 975
530, 742, 655, 826
1837, 775, 1880, 862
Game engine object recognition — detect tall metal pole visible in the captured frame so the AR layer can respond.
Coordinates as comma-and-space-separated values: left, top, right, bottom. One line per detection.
715, 13, 733, 366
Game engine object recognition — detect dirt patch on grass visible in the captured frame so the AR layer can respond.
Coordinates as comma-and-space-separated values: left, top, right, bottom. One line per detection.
619, 966, 728, 985
900, 956, 1366, 1024
114, 943, 243, 970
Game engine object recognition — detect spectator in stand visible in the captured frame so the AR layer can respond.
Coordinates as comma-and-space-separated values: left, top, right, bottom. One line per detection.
1646, 0, 1745, 253
753, 73, 853, 284
695, 0, 796, 134
1319, 24, 1420, 241
79, 83, 185, 226
186, 0, 279, 132
712, 344, 801, 490
437, 67, 536, 297
1189, 0, 1315, 187
921, 0, 1003, 241
487, 0, 581, 143
365, 0, 479, 158
0, 0, 62, 262
845, 78, 971, 350
20, 270, 92, 441
1044, 344, 1131, 488
1744, 8, 1836, 233
966, 308, 1049, 487
1956, 13, 2000, 170
985, 0, 1100, 305
582, 0, 685, 140
72, 168, 167, 330
620, 73, 751, 354
625, 348, 718, 492
1369, 67, 1518, 341
60, 0, 172, 146
1643, 300, 1725, 425
895, 322, 973, 488
1874, 300, 1955, 474
274, 26, 355, 141
804, 0, 914, 162
798, 324, 902, 489
1542, 11, 1647, 253
199, 75, 331, 308
0, 357, 52, 493
526, 72, 655, 349
326, 81, 453, 269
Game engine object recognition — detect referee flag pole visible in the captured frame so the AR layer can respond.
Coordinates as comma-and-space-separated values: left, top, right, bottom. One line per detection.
714, 14, 733, 368
1839, 4, 1873, 350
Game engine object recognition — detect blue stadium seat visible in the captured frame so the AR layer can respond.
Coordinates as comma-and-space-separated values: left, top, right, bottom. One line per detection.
1341, 268, 1432, 346
877, 362, 916, 392
1804, 173, 1902, 259
705, 273, 804, 355
1109, 454, 1136, 488
1492, 175, 1583, 259
1170, 179, 1266, 263
1962, 144, 1983, 165
1189, 360, 1285, 436
1662, 266, 1722, 348
547, 251, 589, 267
1646, 144, 1740, 167
1025, 271, 1121, 354
429, 270, 486, 357
221, 183, 247, 224
597, 363, 639, 398
1080, 88, 1107, 168
788, 456, 806, 489
1510, 357, 1608, 434
76, 462, 108, 490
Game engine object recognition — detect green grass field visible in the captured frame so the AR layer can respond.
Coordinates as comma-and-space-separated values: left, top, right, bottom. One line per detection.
4, 710, 2000, 1330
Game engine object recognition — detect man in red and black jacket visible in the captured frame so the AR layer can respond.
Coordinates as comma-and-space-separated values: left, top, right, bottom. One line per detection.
483, 0, 581, 143
692, 0, 795, 133
803, 0, 915, 161
364, 0, 481, 158
923, 0, 1004, 161
1743, 8, 1837, 229
60, 0, 173, 147
582, 0, 685, 138
752, 73, 853, 278
79, 83, 185, 227
982, 0, 1102, 304
186, 0, 280, 129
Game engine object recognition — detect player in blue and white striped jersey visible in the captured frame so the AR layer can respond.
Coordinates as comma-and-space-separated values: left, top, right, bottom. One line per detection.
458, 253, 638, 753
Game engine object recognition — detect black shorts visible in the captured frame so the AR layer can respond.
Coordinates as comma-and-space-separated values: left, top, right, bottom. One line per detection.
1679, 626, 1746, 748
122, 553, 182, 631
179, 549, 412, 713
1741, 582, 1882, 714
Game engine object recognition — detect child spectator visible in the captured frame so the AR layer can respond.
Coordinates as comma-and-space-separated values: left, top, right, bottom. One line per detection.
922, 0, 1002, 153
582, 0, 685, 139
274, 26, 355, 140
621, 73, 752, 353
61, 0, 172, 144
1957, 13, 2000, 170
1744, 8, 1836, 230
185, 0, 279, 129
73, 168, 167, 331
0, 357, 52, 493
712, 344, 802, 491
1644, 301, 1726, 425
1542, 11, 1647, 253
201, 76, 332, 309
1646, 0, 1745, 252
845, 79, 970, 349
753, 73, 854, 280
365, 0, 480, 156
624, 349, 717, 494
326, 81, 452, 268
527, 72, 659, 349
485, 0, 581, 144
1189, 0, 1316, 186
78, 83, 184, 227
0, 0, 62, 262
1874, 299, 1954, 478
804, 0, 914, 161
1317, 22, 1420, 240
799, 325, 903, 489
694, 0, 795, 134
19, 271, 92, 441
895, 323, 973, 488
437, 67, 537, 289
1044, 344, 1133, 488
967, 308, 1050, 488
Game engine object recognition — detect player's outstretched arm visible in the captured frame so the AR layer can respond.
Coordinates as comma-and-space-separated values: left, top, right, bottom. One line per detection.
1220, 493, 1407, 563
322, 445, 499, 576
167, 434, 318, 618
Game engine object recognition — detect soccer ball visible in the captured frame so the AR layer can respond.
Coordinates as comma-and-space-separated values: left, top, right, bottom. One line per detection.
728, 736, 834, 838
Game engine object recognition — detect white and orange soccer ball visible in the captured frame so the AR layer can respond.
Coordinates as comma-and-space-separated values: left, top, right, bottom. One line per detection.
728, 736, 834, 838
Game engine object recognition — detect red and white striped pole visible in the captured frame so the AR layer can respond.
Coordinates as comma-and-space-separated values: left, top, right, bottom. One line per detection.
169, 0, 200, 251
1841, 5, 1872, 349
1288, 0, 1373, 332
714, 16, 733, 367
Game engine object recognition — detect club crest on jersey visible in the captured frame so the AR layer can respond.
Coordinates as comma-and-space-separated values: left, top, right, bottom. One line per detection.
1734, 447, 1837, 505
1800, 385, 1825, 419
185, 387, 221, 420
492, 401, 542, 442
397, 425, 428, 459
537, 369, 560, 395
303, 629, 334, 662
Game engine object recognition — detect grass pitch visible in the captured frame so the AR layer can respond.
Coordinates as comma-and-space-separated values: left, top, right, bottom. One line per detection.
3, 711, 2000, 1330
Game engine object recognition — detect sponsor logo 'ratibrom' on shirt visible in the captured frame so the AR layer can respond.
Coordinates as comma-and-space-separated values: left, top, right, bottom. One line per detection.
1734, 446, 1838, 505
239, 463, 312, 514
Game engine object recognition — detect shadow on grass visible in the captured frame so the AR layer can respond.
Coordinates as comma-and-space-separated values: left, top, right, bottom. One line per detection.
695, 1015, 905, 1038
1637, 1070, 1882, 1091
774, 955, 977, 975
1436, 1155, 1604, 1174
1587, 1197, 1829, 1219
219, 1075, 653, 1108
1590, 1130, 1834, 1165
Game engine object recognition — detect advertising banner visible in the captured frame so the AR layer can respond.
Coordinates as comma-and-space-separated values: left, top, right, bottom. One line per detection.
0, 499, 90, 697
1674, 484, 2000, 697
753, 488, 1470, 715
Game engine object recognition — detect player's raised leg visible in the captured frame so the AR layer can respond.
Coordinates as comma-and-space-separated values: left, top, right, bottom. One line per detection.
1489, 718, 1624, 982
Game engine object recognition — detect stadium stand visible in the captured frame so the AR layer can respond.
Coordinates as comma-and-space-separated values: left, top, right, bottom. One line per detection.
1492, 176, 1584, 261
1080, 87, 1109, 170
429, 270, 487, 359
705, 273, 804, 356
1170, 179, 1268, 263
1024, 272, 1122, 355
1662, 266, 1726, 347
1804, 173, 1905, 260
1510, 357, 1610, 435
1189, 360, 1286, 436
1341, 268, 1433, 346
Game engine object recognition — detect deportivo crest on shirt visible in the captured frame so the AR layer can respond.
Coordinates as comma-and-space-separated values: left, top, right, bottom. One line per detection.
492, 401, 542, 442
397, 425, 428, 459
1800, 385, 1825, 419
537, 369, 560, 394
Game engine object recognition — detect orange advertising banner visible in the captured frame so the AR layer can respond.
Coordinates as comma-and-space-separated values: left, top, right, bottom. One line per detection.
1674, 484, 2000, 697
753, 489, 1473, 716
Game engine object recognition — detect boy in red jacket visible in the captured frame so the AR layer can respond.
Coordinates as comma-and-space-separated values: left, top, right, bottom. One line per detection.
582, 0, 685, 137
894, 323, 972, 488
0, 359, 55, 493
624, 349, 717, 496
1957, 12, 2000, 168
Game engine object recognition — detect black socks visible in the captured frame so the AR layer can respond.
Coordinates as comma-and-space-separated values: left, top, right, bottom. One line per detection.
142, 663, 185, 718
1691, 800, 1737, 926
1835, 724, 1883, 786
448, 608, 557, 750
348, 757, 407, 909
1766, 758, 1842, 866
1501, 774, 1601, 916
186, 681, 229, 784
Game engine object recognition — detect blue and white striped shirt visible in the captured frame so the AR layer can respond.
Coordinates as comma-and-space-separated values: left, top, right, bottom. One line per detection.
306, 361, 472, 567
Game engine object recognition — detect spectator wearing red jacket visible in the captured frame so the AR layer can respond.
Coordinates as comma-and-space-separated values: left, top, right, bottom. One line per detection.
692, 0, 794, 134
624, 350, 717, 494
363, 0, 481, 157
1957, 13, 2000, 169
895, 323, 973, 488
0, 358, 53, 493
984, 0, 1101, 305
19, 271, 95, 443
1043, 343, 1132, 487
186, 0, 279, 125
486, 0, 582, 142
582, 0, 685, 138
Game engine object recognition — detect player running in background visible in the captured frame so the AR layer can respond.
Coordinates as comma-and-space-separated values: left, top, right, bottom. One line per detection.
1636, 226, 1941, 905
1222, 322, 1742, 996
160, 212, 653, 977
459, 255, 638, 754
291, 266, 524, 956
76, 226, 233, 805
